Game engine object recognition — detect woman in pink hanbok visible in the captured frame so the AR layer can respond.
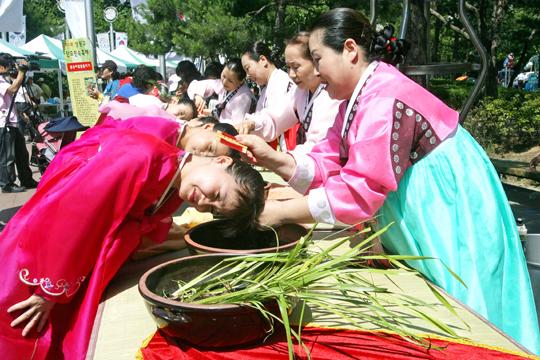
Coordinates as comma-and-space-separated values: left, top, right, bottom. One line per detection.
0, 129, 265, 360
39, 109, 235, 191
188, 58, 255, 125
238, 8, 540, 354
241, 41, 297, 150
238, 32, 341, 154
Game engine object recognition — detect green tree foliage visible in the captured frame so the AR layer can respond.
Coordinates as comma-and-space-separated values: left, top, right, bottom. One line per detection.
498, 1, 540, 72
465, 91, 540, 153
170, 0, 263, 59
125, 0, 178, 55
24, 0, 65, 40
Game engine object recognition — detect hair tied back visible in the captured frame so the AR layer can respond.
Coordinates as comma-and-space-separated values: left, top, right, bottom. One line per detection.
370, 24, 409, 66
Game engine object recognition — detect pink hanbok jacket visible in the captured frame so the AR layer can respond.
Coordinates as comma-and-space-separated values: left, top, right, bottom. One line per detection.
288, 62, 458, 224
245, 85, 341, 154
0, 131, 186, 359
188, 79, 254, 124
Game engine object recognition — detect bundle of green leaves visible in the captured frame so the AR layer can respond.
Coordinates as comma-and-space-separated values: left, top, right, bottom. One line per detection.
167, 224, 466, 359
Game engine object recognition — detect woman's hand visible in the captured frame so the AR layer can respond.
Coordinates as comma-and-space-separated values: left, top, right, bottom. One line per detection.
8, 294, 55, 337
87, 86, 100, 100
236, 134, 297, 179
194, 95, 206, 114
236, 120, 255, 134
235, 134, 279, 167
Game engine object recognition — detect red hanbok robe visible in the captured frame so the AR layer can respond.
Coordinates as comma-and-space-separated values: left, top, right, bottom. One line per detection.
0, 129, 184, 359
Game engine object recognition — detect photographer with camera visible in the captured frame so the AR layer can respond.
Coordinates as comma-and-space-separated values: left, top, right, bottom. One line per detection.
15, 73, 40, 142
0, 53, 38, 193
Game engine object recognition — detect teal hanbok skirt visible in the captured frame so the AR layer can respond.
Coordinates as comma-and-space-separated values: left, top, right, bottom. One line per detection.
378, 126, 540, 354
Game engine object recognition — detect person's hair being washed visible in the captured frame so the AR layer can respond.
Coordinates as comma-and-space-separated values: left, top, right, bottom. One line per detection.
221, 158, 265, 235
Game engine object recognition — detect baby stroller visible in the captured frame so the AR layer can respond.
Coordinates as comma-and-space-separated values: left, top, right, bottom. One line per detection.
28, 116, 88, 175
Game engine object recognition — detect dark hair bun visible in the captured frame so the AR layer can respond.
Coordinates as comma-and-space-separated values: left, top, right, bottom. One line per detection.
370, 25, 409, 65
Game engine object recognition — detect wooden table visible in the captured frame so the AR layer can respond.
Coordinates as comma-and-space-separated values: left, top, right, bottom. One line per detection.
87, 171, 534, 359
87, 237, 532, 359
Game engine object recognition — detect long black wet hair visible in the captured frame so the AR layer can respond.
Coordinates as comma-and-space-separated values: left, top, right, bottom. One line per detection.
223, 158, 266, 235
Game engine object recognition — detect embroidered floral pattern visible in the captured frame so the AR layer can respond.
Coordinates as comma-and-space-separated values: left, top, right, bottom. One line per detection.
390, 99, 441, 182
19, 269, 85, 298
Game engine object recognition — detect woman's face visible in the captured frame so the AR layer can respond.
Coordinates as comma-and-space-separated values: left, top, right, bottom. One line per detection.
309, 29, 357, 100
100, 68, 113, 80
179, 156, 240, 216
168, 102, 195, 120
285, 44, 319, 92
183, 127, 230, 157
241, 54, 268, 86
221, 67, 243, 92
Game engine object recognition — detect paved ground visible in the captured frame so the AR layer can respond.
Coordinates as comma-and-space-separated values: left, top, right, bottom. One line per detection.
505, 183, 540, 233
0, 164, 39, 230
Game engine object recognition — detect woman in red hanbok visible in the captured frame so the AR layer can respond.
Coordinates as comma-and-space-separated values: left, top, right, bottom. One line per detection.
0, 129, 265, 359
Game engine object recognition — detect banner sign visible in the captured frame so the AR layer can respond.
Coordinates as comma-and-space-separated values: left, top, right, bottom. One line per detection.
115, 32, 128, 48
63, 38, 100, 127
0, 0, 24, 32
8, 15, 26, 46
64, 0, 87, 39
96, 32, 111, 52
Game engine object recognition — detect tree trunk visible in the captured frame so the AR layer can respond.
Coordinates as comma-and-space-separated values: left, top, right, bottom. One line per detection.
482, 0, 508, 97
273, 0, 286, 63
405, 0, 429, 87
452, 27, 460, 61
432, 17, 442, 62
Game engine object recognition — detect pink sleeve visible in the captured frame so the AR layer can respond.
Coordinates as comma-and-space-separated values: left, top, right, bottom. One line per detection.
311, 98, 398, 224
289, 102, 347, 191
187, 79, 223, 99
247, 90, 298, 141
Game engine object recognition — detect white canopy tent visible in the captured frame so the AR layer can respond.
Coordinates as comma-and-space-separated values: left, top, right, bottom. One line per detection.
111, 45, 157, 68
22, 34, 65, 61
0, 38, 33, 57
112, 45, 179, 73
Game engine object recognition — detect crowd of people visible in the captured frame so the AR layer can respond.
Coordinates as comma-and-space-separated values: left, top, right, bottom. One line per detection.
0, 7, 539, 359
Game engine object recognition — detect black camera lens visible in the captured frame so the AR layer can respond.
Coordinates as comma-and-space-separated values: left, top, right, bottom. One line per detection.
18, 63, 29, 72
8, 64, 18, 77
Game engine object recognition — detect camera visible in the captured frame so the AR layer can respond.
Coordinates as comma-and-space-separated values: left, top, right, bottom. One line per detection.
0, 53, 40, 77
20, 56, 41, 72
